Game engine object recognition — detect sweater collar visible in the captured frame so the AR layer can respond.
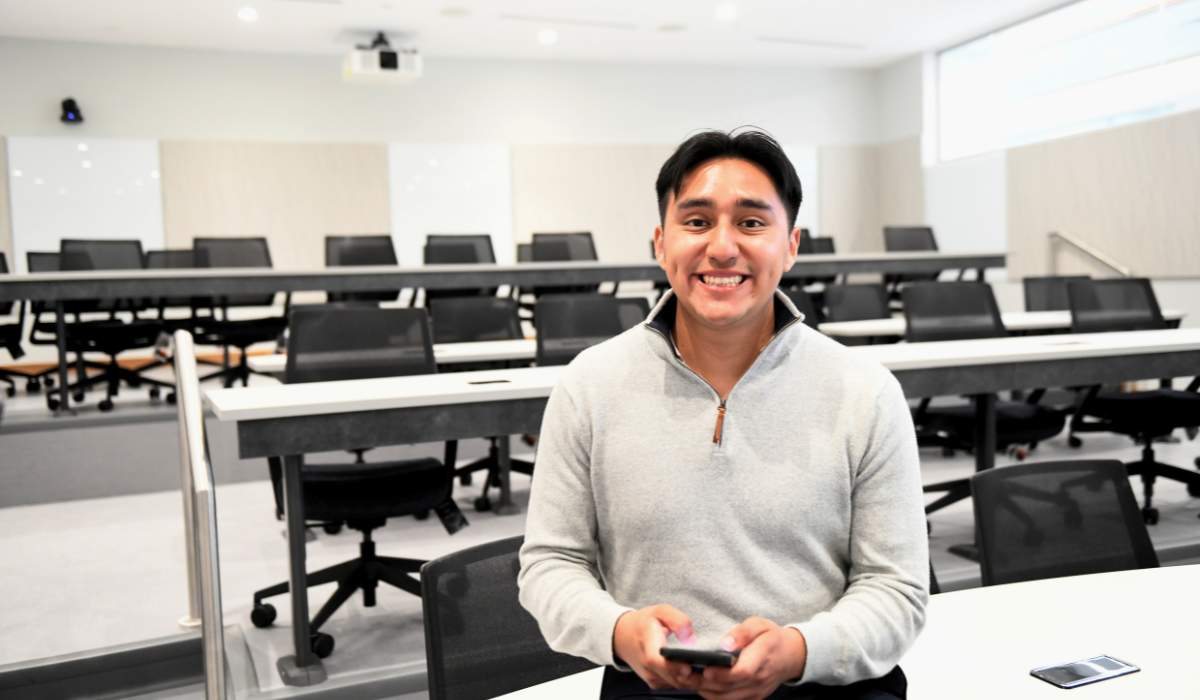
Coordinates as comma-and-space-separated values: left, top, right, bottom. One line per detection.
645, 288, 803, 343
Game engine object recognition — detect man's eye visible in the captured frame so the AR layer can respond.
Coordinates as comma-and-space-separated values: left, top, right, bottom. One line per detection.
741, 219, 765, 228
685, 218, 708, 227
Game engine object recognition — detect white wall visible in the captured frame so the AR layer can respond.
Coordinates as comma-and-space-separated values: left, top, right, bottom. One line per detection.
0, 37, 881, 147
924, 151, 1007, 279
877, 55, 924, 143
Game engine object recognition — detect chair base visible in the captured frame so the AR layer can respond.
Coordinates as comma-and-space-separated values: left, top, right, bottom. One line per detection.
454, 436, 533, 512
1125, 442, 1200, 525
46, 354, 175, 411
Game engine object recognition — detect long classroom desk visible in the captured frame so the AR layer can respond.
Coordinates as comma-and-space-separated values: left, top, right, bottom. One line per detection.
819, 309, 1187, 339
205, 327, 1200, 685
246, 339, 539, 376
0, 253, 1003, 413
494, 564, 1200, 700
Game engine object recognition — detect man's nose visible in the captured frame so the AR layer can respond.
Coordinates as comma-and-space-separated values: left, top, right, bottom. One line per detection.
706, 219, 738, 263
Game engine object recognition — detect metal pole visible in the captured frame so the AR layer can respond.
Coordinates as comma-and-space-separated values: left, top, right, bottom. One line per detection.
174, 330, 227, 700
176, 333, 201, 631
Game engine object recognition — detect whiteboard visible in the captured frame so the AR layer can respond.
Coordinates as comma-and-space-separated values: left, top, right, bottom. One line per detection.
6, 136, 164, 273
388, 142, 514, 267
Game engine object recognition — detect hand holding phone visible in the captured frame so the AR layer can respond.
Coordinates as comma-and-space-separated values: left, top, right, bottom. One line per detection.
660, 647, 740, 672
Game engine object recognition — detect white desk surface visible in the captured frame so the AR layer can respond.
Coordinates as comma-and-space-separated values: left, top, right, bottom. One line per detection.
246, 339, 538, 374
495, 564, 1200, 700
206, 329, 1200, 423
818, 309, 1186, 338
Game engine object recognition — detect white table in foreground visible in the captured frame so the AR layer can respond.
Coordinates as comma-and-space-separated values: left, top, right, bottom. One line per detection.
495, 565, 1200, 700
246, 339, 538, 375
818, 309, 1187, 338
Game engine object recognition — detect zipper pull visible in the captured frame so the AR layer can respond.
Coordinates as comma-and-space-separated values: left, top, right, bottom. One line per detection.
713, 403, 726, 444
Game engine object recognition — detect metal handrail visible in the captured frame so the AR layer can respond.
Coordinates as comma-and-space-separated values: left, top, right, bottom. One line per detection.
1047, 231, 1132, 277
174, 330, 227, 700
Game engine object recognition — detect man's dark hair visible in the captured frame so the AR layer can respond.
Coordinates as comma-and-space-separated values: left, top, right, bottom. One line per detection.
656, 128, 803, 229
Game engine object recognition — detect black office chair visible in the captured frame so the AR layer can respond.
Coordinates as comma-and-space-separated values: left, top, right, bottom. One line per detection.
250, 305, 466, 659
22, 251, 71, 396
54, 239, 173, 411
326, 235, 401, 303
530, 232, 601, 296
517, 243, 533, 263
428, 296, 536, 511
423, 234, 498, 303
825, 284, 889, 321
883, 226, 942, 300
0, 253, 38, 397
1023, 276, 1090, 312
972, 460, 1159, 586
779, 288, 821, 329
1064, 278, 1200, 524
905, 282, 1066, 459
145, 249, 211, 337
535, 295, 625, 367
421, 535, 597, 700
616, 296, 651, 331
793, 234, 838, 288
191, 237, 289, 387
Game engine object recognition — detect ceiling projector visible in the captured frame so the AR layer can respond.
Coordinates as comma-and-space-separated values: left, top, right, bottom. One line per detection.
343, 32, 422, 85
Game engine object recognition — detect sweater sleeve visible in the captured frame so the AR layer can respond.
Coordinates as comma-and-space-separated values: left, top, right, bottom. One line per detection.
788, 375, 929, 686
518, 376, 634, 667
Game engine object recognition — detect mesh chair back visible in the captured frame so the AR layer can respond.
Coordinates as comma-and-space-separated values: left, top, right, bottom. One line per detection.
902, 282, 1006, 343
325, 235, 400, 303
146, 249, 206, 310
884, 226, 938, 252
285, 305, 436, 384
60, 239, 145, 270
428, 297, 522, 345
1023, 276, 1089, 312
809, 237, 835, 254
531, 232, 597, 262
825, 284, 888, 323
972, 460, 1158, 586
193, 237, 276, 307
616, 296, 651, 331
421, 536, 597, 700
796, 229, 813, 255
780, 288, 820, 329
517, 243, 533, 263
25, 252, 64, 315
1067, 278, 1166, 333
535, 295, 624, 366
425, 235, 496, 264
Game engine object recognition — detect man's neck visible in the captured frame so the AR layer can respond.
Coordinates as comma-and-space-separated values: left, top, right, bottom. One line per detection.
672, 300, 776, 401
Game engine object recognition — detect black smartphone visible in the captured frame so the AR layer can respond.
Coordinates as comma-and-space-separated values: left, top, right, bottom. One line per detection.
1030, 655, 1139, 689
660, 647, 740, 671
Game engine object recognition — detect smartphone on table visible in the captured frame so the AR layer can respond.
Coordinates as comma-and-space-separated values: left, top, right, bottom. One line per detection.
1030, 655, 1139, 688
660, 647, 741, 673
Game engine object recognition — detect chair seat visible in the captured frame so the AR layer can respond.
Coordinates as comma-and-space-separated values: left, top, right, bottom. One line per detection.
302, 457, 450, 522
1081, 390, 1200, 436
923, 401, 1066, 447
72, 319, 164, 354
194, 317, 288, 347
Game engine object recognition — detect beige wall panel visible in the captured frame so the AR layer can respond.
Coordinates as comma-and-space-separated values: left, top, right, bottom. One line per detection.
0, 140, 11, 267
511, 144, 675, 264
1008, 109, 1200, 279
818, 145, 881, 253
877, 137, 924, 229
160, 141, 390, 271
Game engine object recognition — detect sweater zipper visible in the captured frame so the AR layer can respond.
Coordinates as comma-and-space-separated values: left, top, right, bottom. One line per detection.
644, 312, 802, 446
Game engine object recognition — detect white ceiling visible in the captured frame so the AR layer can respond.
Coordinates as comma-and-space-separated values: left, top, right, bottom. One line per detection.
0, 0, 1071, 69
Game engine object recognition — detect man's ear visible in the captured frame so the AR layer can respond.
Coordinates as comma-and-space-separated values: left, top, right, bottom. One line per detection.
785, 227, 801, 266
654, 225, 666, 268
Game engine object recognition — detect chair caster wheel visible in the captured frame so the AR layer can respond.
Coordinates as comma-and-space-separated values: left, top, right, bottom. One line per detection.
44, 376, 55, 388
311, 632, 335, 659
99, 399, 114, 412
4, 385, 13, 397
73, 392, 85, 403
47, 398, 60, 411
26, 379, 41, 393
250, 603, 277, 628
459, 474, 473, 486
1195, 456, 1200, 469
1143, 508, 1159, 525
166, 392, 177, 405
414, 510, 430, 520
149, 387, 161, 400
1188, 482, 1200, 498
1068, 435, 1082, 448
474, 496, 492, 512
322, 522, 342, 535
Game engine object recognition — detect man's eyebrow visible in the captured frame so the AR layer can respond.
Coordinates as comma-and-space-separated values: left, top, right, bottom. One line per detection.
736, 198, 772, 211
675, 197, 715, 210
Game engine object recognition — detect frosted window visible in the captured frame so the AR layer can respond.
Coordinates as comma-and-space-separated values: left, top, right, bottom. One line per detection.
6, 137, 164, 272
939, 0, 1200, 161
388, 143, 514, 267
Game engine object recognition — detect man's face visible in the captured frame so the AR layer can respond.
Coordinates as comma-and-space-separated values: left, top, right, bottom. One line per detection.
655, 157, 800, 332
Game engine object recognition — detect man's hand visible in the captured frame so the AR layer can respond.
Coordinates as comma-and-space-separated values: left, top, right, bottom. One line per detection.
612, 604, 699, 690
681, 617, 808, 700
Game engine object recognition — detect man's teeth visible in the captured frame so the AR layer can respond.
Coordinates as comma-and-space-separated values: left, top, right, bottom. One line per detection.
702, 275, 744, 287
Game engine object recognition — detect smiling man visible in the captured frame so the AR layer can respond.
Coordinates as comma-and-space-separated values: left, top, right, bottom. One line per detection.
519, 130, 928, 700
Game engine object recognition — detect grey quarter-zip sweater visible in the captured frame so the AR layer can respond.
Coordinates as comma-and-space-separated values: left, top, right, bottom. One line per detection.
518, 290, 928, 687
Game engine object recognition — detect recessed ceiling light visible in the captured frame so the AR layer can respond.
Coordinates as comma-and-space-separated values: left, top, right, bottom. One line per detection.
78, 143, 88, 151
658, 24, 686, 32
715, 3, 737, 21
151, 171, 160, 179
81, 161, 92, 169
238, 7, 258, 22
539, 29, 557, 44
11, 170, 21, 177
439, 7, 471, 17
429, 158, 439, 167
